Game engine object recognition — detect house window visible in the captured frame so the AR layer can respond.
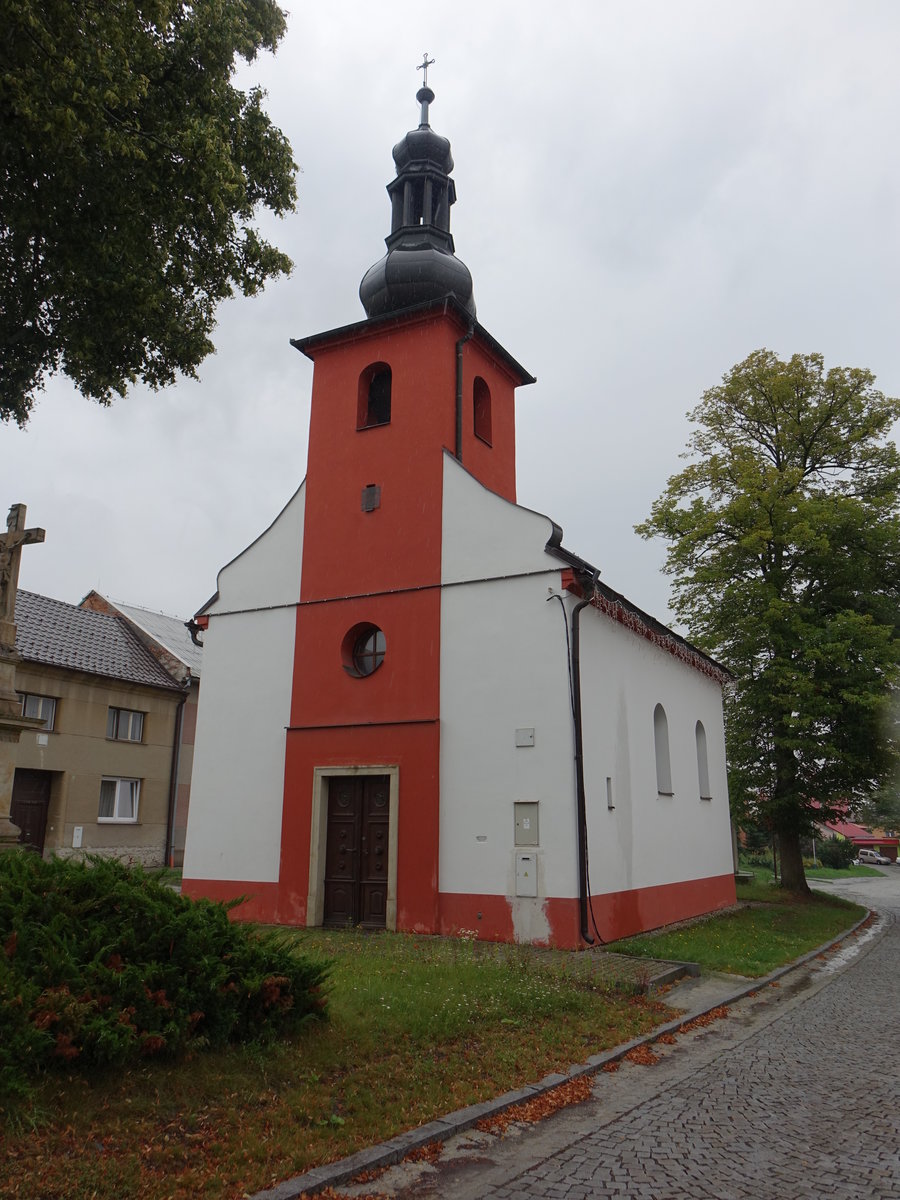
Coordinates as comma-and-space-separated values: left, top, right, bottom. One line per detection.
473, 376, 492, 445
342, 623, 386, 677
357, 363, 392, 429
98, 777, 140, 822
17, 693, 56, 730
107, 707, 144, 742
653, 704, 673, 795
696, 720, 712, 800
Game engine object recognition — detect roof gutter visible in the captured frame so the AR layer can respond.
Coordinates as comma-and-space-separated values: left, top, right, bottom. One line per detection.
165, 689, 188, 868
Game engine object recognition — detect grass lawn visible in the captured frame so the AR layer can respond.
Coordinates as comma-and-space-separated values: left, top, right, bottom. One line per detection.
805, 864, 884, 879
3, 931, 673, 1200
738, 863, 882, 889
3, 893, 867, 1200
610, 889, 866, 976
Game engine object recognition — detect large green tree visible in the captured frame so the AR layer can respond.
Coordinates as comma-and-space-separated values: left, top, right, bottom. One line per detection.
1, 0, 297, 424
639, 350, 900, 892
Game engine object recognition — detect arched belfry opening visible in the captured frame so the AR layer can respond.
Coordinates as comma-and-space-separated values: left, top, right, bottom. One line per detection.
473, 376, 492, 445
357, 362, 392, 429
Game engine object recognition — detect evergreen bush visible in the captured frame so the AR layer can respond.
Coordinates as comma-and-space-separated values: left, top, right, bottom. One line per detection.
816, 838, 857, 869
0, 853, 329, 1112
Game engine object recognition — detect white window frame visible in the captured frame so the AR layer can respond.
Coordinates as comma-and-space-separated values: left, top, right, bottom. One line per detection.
107, 707, 144, 742
17, 692, 57, 730
98, 777, 140, 823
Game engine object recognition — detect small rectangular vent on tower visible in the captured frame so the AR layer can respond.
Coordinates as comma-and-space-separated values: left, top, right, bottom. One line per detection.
361, 484, 382, 512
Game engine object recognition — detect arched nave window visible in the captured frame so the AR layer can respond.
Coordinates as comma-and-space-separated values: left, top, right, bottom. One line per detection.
654, 703, 673, 795
696, 720, 712, 800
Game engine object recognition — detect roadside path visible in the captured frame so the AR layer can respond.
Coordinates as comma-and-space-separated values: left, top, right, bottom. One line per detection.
346, 872, 900, 1200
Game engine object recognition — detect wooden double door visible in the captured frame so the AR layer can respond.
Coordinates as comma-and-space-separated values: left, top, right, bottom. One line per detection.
11, 769, 52, 853
323, 775, 390, 928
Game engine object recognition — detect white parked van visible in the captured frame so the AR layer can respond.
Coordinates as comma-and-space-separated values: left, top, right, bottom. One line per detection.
857, 848, 892, 865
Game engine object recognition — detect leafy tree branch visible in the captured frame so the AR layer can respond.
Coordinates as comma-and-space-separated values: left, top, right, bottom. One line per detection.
1, 0, 298, 423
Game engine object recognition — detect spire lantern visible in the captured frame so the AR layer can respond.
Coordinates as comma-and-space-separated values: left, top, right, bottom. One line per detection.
359, 60, 475, 320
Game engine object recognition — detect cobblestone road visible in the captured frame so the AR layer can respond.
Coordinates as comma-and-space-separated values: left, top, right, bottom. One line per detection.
375, 873, 900, 1200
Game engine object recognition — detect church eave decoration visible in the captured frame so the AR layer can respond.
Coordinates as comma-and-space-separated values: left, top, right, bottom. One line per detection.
554, 560, 732, 685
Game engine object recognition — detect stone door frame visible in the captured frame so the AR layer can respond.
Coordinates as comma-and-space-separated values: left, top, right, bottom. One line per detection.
307, 765, 399, 932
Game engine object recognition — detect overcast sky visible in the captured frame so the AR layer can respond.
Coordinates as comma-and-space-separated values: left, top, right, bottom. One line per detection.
4, 0, 900, 630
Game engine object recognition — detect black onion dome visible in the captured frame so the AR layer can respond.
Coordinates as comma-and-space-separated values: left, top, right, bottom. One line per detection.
360, 243, 474, 319
359, 85, 475, 319
392, 126, 453, 175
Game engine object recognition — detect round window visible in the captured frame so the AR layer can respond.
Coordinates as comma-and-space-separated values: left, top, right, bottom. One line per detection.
343, 623, 386, 677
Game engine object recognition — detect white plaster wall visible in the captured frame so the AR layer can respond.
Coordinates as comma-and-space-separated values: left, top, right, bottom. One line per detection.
440, 459, 579, 912
205, 482, 306, 614
576, 606, 734, 896
183, 485, 305, 881
441, 452, 561, 582
439, 456, 733, 920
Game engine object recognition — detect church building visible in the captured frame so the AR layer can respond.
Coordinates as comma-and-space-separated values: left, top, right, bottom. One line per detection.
182, 78, 736, 947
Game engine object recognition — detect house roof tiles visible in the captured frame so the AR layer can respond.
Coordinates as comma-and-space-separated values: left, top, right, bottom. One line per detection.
15, 590, 185, 692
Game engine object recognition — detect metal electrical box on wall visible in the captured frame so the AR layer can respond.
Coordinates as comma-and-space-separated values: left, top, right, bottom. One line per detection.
514, 801, 539, 846
516, 852, 538, 897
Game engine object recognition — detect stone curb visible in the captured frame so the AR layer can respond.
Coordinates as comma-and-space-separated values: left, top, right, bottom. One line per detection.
643, 959, 701, 989
248, 908, 877, 1200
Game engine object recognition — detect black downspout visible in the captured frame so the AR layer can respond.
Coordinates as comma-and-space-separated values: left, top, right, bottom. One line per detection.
571, 569, 600, 944
455, 320, 475, 461
165, 689, 188, 869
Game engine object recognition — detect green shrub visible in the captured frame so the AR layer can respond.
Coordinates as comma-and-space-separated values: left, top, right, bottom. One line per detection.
742, 852, 774, 870
816, 838, 857, 869
0, 853, 329, 1111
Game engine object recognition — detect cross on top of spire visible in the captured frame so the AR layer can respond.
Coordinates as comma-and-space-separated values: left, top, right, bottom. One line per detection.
415, 54, 436, 127
417, 53, 435, 86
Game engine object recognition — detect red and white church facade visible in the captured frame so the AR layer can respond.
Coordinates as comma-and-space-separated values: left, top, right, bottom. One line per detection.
182, 81, 736, 947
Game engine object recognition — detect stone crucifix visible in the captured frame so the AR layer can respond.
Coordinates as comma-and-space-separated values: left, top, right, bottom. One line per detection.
0, 503, 45, 849
0, 504, 44, 637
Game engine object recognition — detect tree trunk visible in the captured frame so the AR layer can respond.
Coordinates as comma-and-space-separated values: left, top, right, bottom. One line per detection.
777, 828, 810, 895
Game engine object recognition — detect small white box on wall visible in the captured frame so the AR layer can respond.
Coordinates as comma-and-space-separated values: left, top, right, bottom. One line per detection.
515, 851, 538, 897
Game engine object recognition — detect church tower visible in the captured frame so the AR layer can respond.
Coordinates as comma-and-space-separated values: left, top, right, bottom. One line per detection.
277, 73, 535, 931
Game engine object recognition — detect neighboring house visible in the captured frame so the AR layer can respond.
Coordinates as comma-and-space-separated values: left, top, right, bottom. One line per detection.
818, 816, 898, 863
182, 82, 737, 947
79, 591, 202, 866
12, 590, 188, 865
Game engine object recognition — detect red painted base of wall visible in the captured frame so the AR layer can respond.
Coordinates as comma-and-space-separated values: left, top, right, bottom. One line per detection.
439, 873, 737, 949
597, 872, 737, 943
181, 879, 282, 923
182, 872, 737, 947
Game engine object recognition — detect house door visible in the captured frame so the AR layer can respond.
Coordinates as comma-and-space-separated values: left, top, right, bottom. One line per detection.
323, 775, 390, 928
11, 769, 51, 853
